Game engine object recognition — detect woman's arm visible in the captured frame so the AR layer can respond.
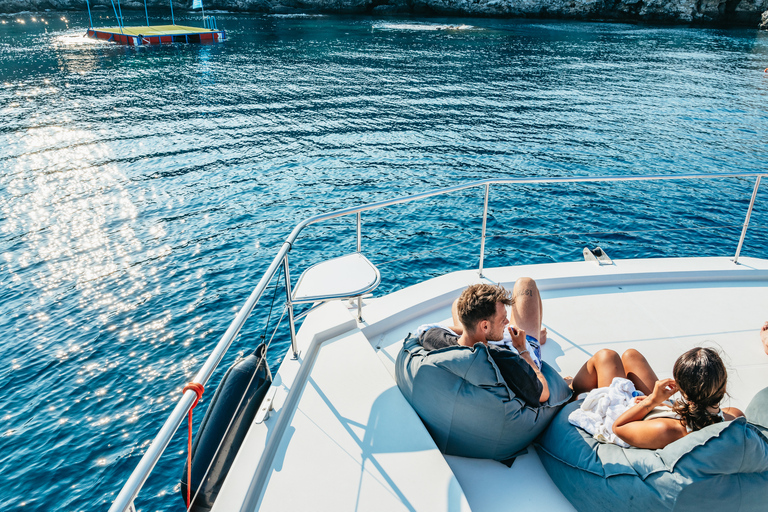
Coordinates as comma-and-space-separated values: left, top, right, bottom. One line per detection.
613, 378, 686, 449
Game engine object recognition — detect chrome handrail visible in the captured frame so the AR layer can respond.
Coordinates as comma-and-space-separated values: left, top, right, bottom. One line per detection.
110, 171, 765, 512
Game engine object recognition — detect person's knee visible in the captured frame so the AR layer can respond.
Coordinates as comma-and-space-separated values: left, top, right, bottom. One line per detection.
621, 349, 643, 366
593, 349, 621, 366
514, 277, 538, 292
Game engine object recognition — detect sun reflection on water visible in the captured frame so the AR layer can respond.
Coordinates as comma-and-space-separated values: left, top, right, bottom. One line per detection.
2, 127, 146, 322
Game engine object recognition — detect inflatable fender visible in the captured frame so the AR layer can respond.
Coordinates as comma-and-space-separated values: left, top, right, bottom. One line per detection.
180, 343, 272, 511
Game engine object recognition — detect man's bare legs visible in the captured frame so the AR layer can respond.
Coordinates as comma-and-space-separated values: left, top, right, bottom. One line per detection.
571, 348, 659, 396
510, 277, 546, 344
762, 322, 768, 356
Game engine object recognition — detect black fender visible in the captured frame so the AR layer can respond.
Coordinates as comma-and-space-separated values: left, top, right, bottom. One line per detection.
180, 343, 272, 511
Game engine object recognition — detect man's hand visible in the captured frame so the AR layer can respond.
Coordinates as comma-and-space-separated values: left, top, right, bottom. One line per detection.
508, 326, 527, 353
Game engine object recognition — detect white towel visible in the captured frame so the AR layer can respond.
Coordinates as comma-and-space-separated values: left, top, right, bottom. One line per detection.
568, 377, 636, 447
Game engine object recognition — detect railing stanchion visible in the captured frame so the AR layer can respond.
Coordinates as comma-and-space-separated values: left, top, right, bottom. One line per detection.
479, 184, 490, 277
283, 255, 299, 358
733, 176, 762, 265
356, 211, 364, 321
357, 211, 362, 253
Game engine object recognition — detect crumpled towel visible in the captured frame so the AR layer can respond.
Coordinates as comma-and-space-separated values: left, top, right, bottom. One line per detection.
568, 377, 636, 447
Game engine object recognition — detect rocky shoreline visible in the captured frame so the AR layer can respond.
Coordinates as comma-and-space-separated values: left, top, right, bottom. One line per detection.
2, 0, 767, 28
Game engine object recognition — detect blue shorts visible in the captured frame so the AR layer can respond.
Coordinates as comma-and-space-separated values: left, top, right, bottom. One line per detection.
526, 334, 541, 366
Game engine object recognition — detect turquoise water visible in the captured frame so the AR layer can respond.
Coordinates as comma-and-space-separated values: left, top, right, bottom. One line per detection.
1, 11, 768, 511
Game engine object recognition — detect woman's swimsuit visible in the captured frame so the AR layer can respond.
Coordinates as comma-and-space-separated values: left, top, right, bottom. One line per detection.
643, 404, 725, 433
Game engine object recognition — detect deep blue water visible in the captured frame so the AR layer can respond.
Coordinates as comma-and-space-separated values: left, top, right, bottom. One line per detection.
1, 10, 768, 511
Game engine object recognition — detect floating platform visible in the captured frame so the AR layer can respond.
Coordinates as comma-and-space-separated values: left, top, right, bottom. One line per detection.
86, 25, 225, 46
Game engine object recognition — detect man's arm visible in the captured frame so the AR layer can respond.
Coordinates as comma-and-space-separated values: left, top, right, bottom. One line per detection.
509, 326, 549, 403
519, 350, 549, 403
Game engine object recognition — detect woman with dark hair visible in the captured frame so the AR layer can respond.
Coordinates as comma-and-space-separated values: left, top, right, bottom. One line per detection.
610, 347, 745, 449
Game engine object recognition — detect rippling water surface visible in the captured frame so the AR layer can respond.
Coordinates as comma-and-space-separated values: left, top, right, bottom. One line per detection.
1, 11, 768, 511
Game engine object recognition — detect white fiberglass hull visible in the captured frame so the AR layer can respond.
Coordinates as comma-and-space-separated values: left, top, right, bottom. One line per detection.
211, 256, 768, 512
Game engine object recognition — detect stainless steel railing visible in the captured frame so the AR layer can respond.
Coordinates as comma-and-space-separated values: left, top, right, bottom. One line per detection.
109, 171, 765, 512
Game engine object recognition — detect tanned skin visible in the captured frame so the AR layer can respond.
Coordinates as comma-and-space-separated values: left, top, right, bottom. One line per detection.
762, 322, 768, 356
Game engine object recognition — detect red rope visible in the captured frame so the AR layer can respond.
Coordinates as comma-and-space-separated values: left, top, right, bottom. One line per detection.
183, 382, 205, 509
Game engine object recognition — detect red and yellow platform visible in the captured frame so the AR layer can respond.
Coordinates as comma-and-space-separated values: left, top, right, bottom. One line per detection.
86, 25, 225, 46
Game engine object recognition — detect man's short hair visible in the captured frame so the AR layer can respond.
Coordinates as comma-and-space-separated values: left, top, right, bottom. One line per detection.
457, 284, 513, 332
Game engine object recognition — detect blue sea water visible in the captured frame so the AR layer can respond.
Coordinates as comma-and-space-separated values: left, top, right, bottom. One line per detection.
1, 10, 768, 511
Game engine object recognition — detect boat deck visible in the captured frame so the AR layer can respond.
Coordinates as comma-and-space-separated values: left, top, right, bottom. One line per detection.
212, 256, 768, 511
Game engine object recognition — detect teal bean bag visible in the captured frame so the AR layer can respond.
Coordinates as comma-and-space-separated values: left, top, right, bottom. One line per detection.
746, 386, 768, 431
535, 388, 768, 512
395, 335, 572, 462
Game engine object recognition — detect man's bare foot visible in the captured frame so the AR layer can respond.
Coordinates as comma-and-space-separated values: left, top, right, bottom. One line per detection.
761, 322, 768, 356
540, 327, 547, 345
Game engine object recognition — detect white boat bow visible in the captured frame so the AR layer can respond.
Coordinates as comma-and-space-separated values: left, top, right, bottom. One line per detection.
109, 173, 768, 512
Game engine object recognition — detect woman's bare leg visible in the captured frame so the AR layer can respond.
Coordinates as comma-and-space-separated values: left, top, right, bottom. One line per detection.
571, 349, 626, 396
621, 349, 658, 396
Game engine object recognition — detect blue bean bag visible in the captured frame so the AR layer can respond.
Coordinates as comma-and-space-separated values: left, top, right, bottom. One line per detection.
395, 335, 572, 462
535, 388, 768, 512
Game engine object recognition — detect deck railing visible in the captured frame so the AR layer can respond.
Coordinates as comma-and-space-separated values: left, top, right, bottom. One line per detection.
109, 172, 765, 512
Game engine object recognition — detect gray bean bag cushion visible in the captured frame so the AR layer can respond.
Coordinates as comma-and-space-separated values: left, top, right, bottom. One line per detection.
395, 335, 572, 461
535, 388, 768, 512
746, 386, 768, 431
